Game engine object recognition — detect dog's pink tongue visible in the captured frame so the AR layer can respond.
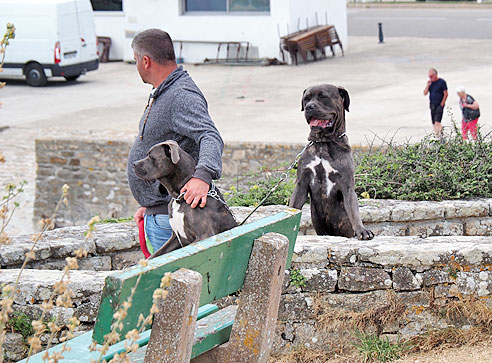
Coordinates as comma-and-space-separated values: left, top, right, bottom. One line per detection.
310, 119, 330, 128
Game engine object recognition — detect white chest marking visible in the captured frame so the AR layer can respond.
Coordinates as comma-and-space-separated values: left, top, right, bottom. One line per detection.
169, 200, 188, 241
306, 156, 338, 195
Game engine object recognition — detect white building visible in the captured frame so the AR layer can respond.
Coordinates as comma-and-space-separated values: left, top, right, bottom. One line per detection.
91, 0, 347, 63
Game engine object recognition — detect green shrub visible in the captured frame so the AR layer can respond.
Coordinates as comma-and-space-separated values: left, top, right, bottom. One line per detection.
354, 123, 492, 201
7, 312, 33, 341
289, 268, 307, 289
225, 168, 296, 207
224, 121, 492, 207
354, 331, 412, 362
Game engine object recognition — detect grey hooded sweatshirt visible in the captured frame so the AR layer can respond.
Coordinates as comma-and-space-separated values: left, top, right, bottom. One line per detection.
127, 66, 224, 215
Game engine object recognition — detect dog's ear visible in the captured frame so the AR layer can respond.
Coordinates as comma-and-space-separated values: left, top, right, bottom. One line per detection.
338, 87, 350, 112
162, 141, 180, 164
301, 88, 307, 111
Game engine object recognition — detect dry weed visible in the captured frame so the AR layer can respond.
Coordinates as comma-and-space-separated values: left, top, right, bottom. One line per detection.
314, 291, 406, 336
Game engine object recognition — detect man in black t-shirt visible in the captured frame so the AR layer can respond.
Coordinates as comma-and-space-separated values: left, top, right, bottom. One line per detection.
423, 68, 448, 137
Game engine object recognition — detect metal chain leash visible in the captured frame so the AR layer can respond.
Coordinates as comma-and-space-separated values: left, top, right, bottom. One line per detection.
171, 141, 314, 226
238, 140, 313, 226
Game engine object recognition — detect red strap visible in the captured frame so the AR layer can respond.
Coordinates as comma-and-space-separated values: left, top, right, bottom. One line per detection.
138, 219, 151, 258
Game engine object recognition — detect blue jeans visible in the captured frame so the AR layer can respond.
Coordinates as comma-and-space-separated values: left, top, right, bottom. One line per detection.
144, 214, 172, 254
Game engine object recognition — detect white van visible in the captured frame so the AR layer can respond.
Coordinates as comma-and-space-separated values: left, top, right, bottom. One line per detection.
0, 0, 98, 86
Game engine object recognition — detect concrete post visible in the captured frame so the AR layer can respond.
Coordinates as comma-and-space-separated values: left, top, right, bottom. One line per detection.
193, 232, 288, 363
144, 268, 202, 363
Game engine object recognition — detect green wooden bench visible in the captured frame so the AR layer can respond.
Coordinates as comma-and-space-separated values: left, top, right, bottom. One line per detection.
24, 209, 301, 362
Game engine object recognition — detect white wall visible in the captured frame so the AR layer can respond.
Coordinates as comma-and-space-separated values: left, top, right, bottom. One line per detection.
93, 12, 126, 60
92, 0, 347, 63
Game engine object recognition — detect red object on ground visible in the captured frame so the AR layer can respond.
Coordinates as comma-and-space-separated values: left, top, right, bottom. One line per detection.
138, 219, 151, 258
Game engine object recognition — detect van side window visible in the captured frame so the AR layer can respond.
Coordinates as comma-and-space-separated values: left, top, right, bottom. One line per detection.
90, 0, 122, 11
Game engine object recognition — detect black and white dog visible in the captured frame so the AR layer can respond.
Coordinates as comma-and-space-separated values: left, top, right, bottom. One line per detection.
134, 140, 238, 258
289, 84, 374, 240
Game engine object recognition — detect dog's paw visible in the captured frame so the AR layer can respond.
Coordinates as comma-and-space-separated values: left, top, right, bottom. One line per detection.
355, 227, 374, 240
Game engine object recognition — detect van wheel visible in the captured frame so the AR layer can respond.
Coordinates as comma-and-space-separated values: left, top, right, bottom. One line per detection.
25, 63, 47, 87
64, 75, 80, 82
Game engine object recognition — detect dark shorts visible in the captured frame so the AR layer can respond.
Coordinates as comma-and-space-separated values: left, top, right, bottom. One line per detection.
430, 104, 443, 124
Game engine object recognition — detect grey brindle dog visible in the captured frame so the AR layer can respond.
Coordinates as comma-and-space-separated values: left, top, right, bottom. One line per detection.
134, 140, 238, 258
289, 84, 374, 240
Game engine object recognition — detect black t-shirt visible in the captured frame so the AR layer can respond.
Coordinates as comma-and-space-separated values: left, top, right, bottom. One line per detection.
429, 78, 447, 106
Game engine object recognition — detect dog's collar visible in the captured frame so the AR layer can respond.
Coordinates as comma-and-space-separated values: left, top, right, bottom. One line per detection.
309, 132, 346, 143
171, 181, 230, 206
172, 191, 186, 204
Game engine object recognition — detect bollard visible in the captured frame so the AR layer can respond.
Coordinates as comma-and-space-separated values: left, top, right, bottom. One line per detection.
378, 22, 384, 44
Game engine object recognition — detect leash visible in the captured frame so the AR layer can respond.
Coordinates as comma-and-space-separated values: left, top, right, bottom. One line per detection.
238, 140, 314, 226
171, 140, 316, 227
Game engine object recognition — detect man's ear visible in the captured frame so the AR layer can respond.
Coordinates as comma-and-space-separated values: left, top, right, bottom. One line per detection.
162, 140, 180, 164
338, 87, 350, 112
301, 88, 307, 111
143, 55, 151, 70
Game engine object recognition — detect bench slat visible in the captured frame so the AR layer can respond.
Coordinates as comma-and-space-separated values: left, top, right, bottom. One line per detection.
128, 305, 238, 362
20, 304, 219, 362
93, 210, 301, 344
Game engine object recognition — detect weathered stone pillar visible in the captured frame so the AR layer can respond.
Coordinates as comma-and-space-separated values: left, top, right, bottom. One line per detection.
193, 232, 289, 363
144, 268, 202, 363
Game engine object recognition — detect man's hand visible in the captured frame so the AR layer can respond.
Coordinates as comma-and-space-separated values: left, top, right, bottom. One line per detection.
440, 102, 445, 107
181, 178, 209, 209
134, 207, 146, 225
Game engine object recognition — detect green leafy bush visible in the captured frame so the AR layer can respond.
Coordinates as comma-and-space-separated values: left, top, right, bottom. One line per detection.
226, 169, 296, 207
7, 312, 33, 341
224, 121, 492, 207
354, 330, 412, 362
354, 123, 492, 201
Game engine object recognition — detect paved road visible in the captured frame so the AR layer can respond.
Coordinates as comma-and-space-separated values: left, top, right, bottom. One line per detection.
348, 8, 492, 38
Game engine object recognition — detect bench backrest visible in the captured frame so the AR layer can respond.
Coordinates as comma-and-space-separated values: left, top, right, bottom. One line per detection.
92, 209, 302, 344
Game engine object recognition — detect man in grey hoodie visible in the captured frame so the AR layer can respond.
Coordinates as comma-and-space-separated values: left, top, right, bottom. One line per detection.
127, 29, 224, 254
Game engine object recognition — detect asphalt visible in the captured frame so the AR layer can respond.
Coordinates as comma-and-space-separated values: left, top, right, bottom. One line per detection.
1, 33, 492, 235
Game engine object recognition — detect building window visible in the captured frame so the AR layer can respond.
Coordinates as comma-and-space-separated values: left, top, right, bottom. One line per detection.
90, 0, 123, 11
229, 0, 270, 12
185, 0, 270, 12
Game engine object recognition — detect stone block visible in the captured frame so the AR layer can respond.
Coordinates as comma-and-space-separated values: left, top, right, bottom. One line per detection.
278, 293, 315, 322
407, 220, 463, 237
29, 256, 111, 271
391, 202, 444, 222
364, 222, 407, 237
0, 269, 111, 305
0, 242, 51, 266
94, 231, 139, 253
464, 218, 492, 236
444, 200, 490, 219
420, 269, 451, 286
338, 267, 392, 292
359, 202, 391, 223
4, 333, 27, 362
455, 271, 492, 297
111, 250, 144, 270
393, 267, 421, 291
299, 268, 338, 292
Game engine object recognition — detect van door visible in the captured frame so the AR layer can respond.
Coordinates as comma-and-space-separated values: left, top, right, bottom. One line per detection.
57, 0, 82, 66
75, 0, 98, 63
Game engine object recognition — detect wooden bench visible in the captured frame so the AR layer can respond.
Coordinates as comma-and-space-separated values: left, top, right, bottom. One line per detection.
281, 25, 344, 65
23, 209, 301, 362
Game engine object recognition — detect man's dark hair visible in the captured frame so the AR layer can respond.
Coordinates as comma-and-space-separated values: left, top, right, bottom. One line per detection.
131, 29, 176, 65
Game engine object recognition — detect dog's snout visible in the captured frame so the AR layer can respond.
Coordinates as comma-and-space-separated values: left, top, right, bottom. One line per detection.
305, 103, 316, 111
134, 161, 147, 176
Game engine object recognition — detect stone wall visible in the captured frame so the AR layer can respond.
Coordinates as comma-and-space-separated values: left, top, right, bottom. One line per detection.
4, 203, 492, 359
34, 138, 304, 227
273, 233, 492, 354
